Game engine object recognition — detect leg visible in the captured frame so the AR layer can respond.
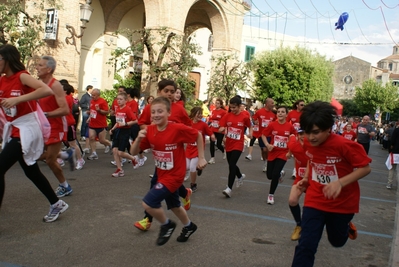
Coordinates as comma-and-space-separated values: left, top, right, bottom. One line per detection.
269, 158, 287, 195
325, 212, 354, 247
227, 150, 242, 189
98, 129, 111, 147
89, 128, 97, 154
45, 142, 66, 184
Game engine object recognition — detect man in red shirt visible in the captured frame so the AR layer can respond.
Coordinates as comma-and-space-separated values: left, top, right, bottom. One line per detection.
252, 98, 276, 172
36, 56, 75, 198
86, 88, 112, 160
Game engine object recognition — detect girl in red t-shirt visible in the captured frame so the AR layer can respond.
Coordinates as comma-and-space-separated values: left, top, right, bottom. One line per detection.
185, 107, 215, 192
342, 124, 357, 141
208, 98, 227, 164
219, 97, 252, 197
262, 106, 296, 205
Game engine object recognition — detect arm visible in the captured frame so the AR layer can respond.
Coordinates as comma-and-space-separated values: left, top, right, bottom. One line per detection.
45, 81, 69, 118
196, 132, 207, 170
130, 129, 147, 155
323, 165, 371, 199
1, 73, 53, 108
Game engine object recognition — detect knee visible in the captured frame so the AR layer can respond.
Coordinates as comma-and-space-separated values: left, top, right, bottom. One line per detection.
288, 198, 298, 207
142, 201, 150, 211
328, 236, 347, 248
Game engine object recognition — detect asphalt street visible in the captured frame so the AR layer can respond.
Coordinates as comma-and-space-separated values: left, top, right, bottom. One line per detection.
0, 140, 397, 267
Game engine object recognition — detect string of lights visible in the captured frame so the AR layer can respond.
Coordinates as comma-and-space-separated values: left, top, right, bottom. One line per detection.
380, 0, 399, 9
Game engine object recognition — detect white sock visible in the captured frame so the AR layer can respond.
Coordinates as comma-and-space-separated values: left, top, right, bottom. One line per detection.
61, 181, 69, 188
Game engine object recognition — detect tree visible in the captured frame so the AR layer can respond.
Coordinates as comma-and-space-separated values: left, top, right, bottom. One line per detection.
340, 99, 361, 117
353, 79, 399, 115
0, 0, 60, 64
109, 27, 201, 101
251, 45, 334, 105
207, 53, 252, 103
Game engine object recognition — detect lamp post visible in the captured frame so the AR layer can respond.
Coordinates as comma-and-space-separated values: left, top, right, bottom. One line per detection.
65, 0, 94, 51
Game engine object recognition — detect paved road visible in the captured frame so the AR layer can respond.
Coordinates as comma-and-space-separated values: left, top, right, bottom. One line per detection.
0, 140, 396, 267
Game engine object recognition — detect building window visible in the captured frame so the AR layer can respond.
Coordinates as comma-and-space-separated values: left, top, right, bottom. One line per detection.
245, 46, 255, 62
208, 35, 213, 52
389, 63, 393, 71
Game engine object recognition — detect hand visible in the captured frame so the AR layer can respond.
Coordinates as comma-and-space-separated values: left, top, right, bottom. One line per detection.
297, 178, 309, 192
137, 129, 147, 138
286, 152, 292, 159
210, 135, 216, 142
323, 180, 342, 199
197, 157, 207, 170
1, 97, 20, 109
109, 129, 113, 135
266, 143, 274, 151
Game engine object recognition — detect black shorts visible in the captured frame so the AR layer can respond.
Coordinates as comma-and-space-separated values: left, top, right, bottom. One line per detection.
112, 128, 131, 152
67, 125, 76, 142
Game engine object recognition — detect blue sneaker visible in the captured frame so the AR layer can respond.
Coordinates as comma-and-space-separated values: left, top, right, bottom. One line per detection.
66, 148, 76, 171
55, 184, 73, 197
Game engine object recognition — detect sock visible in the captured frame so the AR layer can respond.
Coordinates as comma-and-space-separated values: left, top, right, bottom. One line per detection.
289, 204, 302, 226
52, 200, 61, 207
59, 151, 68, 160
184, 221, 191, 227
61, 181, 69, 188
161, 219, 170, 226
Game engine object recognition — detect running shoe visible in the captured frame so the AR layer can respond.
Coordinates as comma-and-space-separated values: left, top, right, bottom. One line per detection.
223, 187, 232, 198
267, 194, 274, 205
386, 183, 393, 189
181, 188, 192, 210
65, 148, 76, 172
138, 156, 147, 167
43, 200, 69, 223
191, 183, 198, 192
57, 158, 65, 167
111, 158, 126, 166
245, 155, 252, 160
208, 158, 215, 164
111, 168, 125, 177
279, 170, 285, 183
76, 158, 85, 170
83, 148, 90, 154
87, 153, 98, 160
134, 217, 152, 231
291, 226, 302, 241
176, 222, 197, 242
157, 220, 176, 246
132, 156, 140, 169
104, 146, 110, 154
55, 184, 73, 197
348, 221, 357, 240
236, 174, 245, 188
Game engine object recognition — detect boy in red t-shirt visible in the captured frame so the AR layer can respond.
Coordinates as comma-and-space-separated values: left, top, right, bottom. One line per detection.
342, 124, 357, 141
131, 97, 207, 246
291, 101, 372, 267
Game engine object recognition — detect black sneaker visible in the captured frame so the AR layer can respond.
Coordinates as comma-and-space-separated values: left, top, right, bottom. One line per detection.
177, 222, 197, 242
157, 220, 176, 246
196, 168, 202, 176
191, 183, 198, 192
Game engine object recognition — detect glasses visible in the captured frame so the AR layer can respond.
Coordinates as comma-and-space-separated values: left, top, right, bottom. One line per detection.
299, 104, 305, 106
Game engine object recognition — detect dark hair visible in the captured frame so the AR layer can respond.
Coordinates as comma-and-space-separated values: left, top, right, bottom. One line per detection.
61, 82, 74, 95
229, 96, 242, 106
147, 95, 154, 104
151, 96, 171, 112
176, 88, 186, 103
300, 101, 336, 134
130, 87, 140, 99
118, 85, 126, 91
0, 44, 26, 74
86, 85, 93, 91
215, 98, 225, 109
276, 105, 288, 113
189, 107, 203, 119
158, 79, 177, 91
293, 99, 305, 110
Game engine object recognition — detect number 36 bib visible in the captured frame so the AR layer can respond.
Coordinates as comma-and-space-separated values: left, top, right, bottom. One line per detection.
311, 162, 338, 185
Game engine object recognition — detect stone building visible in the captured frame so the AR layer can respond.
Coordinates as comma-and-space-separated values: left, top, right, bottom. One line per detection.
376, 45, 399, 86
11, 0, 248, 96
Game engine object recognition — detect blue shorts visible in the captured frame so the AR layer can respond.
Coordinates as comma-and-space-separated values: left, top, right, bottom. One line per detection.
143, 183, 181, 209
111, 128, 130, 151
258, 137, 271, 148
89, 127, 107, 136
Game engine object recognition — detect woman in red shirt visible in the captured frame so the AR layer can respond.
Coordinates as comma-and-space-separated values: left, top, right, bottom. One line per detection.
208, 98, 227, 164
219, 97, 252, 197
262, 106, 296, 205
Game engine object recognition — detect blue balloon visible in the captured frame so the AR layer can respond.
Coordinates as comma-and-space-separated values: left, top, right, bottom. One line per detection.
335, 12, 349, 31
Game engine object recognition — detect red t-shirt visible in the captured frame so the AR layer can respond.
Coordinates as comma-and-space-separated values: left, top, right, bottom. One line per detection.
89, 97, 109, 128
288, 135, 308, 185
115, 105, 137, 129
139, 123, 199, 192
287, 109, 302, 131
186, 120, 213, 159
111, 98, 118, 114
342, 130, 357, 141
0, 71, 36, 138
65, 94, 76, 126
208, 108, 227, 133
219, 112, 251, 152
138, 102, 191, 126
39, 78, 66, 134
303, 133, 372, 214
262, 121, 296, 161
252, 108, 276, 138
127, 99, 139, 117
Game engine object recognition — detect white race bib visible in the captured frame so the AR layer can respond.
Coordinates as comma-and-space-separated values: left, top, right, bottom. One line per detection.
226, 127, 242, 140
273, 135, 288, 148
153, 150, 174, 170
211, 121, 219, 128
311, 162, 338, 185
253, 125, 259, 132
90, 110, 97, 119
261, 119, 271, 128
115, 114, 126, 125
3, 106, 17, 117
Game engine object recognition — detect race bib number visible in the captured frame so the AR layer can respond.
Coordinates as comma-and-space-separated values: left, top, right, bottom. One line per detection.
261, 119, 271, 128
153, 150, 174, 170
226, 127, 241, 140
293, 122, 300, 131
311, 162, 338, 185
115, 114, 126, 125
343, 134, 353, 140
253, 125, 259, 132
90, 110, 97, 119
2, 106, 17, 117
298, 167, 306, 178
273, 135, 288, 148
211, 121, 219, 128
393, 154, 399, 164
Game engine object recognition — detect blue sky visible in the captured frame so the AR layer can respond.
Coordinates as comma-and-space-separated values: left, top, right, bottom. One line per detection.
240, 0, 399, 65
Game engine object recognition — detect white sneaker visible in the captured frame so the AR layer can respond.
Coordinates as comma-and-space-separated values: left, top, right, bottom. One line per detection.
387, 183, 393, 189
104, 146, 111, 154
267, 194, 274, 205
262, 162, 267, 172
236, 174, 245, 188
132, 156, 140, 169
223, 152, 226, 160
87, 153, 98, 160
184, 175, 189, 181
76, 158, 85, 170
57, 158, 65, 167
83, 148, 90, 154
138, 156, 147, 167
245, 155, 252, 161
43, 200, 69, 223
279, 170, 285, 183
222, 187, 232, 198
208, 158, 215, 164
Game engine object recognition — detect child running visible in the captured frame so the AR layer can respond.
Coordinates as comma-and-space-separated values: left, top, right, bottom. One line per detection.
291, 101, 372, 267
109, 92, 138, 177
185, 107, 215, 192
131, 96, 207, 246
219, 97, 252, 198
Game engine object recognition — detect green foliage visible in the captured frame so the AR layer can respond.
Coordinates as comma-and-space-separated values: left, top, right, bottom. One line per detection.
251, 45, 334, 105
100, 89, 118, 108
108, 27, 201, 94
353, 79, 399, 115
0, 0, 62, 64
207, 53, 252, 103
113, 73, 141, 90
340, 99, 361, 117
